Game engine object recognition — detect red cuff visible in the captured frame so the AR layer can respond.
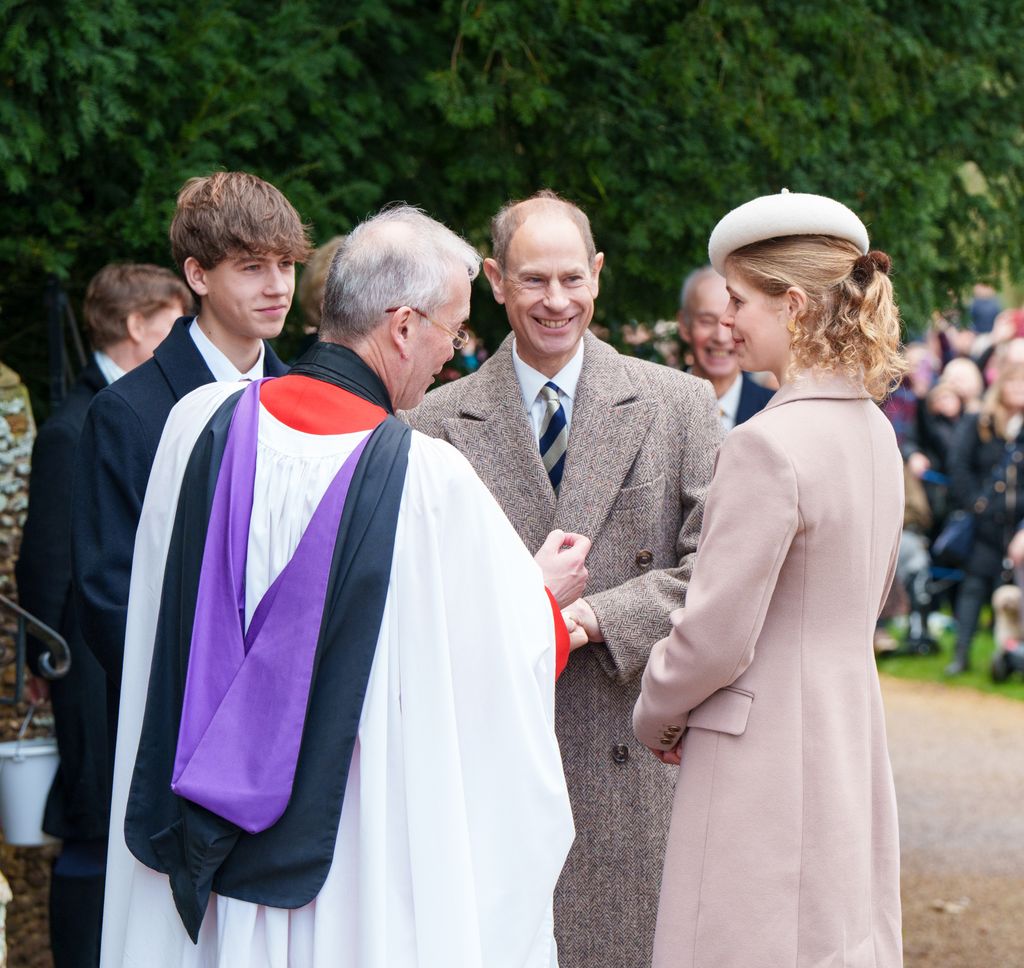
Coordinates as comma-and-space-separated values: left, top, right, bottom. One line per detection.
546, 588, 569, 680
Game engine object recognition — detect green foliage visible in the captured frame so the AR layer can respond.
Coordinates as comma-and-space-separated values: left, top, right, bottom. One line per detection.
3, 0, 1024, 410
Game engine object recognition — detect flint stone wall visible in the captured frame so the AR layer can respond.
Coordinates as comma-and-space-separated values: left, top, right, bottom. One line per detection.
0, 363, 56, 968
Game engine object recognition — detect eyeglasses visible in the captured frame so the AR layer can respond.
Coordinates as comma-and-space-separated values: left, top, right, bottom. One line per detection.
385, 306, 469, 350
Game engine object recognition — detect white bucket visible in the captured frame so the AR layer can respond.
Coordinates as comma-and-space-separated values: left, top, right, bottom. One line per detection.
0, 737, 59, 846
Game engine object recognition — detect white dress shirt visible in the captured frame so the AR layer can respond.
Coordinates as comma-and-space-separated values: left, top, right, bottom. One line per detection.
93, 350, 126, 386
511, 338, 584, 441
189, 318, 265, 382
717, 372, 744, 432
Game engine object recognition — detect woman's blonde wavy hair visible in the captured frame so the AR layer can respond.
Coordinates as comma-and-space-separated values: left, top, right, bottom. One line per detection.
977, 361, 1024, 442
725, 235, 907, 401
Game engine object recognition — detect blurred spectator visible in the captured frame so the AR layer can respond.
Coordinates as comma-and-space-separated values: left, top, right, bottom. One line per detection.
676, 265, 773, 430
969, 283, 1003, 334
883, 366, 924, 463
457, 328, 487, 372
944, 362, 1024, 675
296, 235, 346, 357
904, 342, 938, 398
16, 263, 191, 968
940, 356, 984, 412
917, 379, 963, 478
297, 235, 345, 332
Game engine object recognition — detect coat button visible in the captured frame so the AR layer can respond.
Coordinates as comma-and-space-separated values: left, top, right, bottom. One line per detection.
611, 744, 629, 764
995, 480, 1007, 493
635, 549, 653, 569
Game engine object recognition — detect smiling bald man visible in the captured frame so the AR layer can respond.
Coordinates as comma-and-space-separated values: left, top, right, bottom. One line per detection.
406, 190, 724, 968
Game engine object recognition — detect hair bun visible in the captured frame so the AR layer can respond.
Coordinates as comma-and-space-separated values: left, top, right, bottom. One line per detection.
852, 249, 891, 286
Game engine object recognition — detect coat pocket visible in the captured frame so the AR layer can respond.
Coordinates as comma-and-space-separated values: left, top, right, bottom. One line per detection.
687, 686, 754, 736
610, 473, 665, 513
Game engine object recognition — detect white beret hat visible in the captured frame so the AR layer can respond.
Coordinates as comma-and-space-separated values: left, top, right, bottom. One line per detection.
707, 189, 869, 275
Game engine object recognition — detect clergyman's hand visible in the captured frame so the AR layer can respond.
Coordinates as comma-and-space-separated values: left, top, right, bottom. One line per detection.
562, 597, 603, 646
562, 613, 590, 651
535, 530, 591, 607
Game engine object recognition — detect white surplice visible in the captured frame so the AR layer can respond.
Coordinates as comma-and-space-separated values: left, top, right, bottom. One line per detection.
101, 381, 574, 968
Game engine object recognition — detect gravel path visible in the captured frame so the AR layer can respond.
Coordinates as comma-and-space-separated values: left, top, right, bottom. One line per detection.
882, 676, 1024, 967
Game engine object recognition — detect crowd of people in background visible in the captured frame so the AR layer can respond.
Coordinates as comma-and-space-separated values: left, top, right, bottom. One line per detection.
879, 287, 1024, 677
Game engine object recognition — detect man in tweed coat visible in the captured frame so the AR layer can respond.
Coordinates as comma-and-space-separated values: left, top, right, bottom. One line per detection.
406, 191, 723, 967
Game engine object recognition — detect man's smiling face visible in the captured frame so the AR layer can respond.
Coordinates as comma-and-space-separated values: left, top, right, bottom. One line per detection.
684, 270, 738, 387
485, 212, 603, 378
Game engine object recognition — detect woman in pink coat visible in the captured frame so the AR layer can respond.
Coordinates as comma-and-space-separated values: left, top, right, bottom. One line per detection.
634, 191, 906, 968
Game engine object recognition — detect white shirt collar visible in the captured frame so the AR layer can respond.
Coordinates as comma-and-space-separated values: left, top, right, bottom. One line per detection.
717, 371, 744, 432
511, 338, 584, 411
189, 317, 265, 382
93, 350, 126, 386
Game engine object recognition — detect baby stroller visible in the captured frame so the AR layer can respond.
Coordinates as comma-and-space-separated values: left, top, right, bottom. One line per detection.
990, 582, 1024, 682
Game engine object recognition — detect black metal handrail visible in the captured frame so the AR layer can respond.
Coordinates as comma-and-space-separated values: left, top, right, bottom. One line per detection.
44, 274, 87, 411
0, 593, 70, 705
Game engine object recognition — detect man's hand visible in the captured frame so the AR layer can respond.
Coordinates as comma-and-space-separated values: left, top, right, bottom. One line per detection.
1008, 528, 1024, 567
536, 530, 591, 607
562, 597, 603, 646
562, 613, 590, 651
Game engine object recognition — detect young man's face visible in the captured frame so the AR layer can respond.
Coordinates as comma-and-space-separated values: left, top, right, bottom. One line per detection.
185, 251, 296, 343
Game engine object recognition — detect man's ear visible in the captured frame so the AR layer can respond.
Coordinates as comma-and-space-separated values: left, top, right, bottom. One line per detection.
676, 309, 690, 340
387, 307, 415, 359
482, 258, 506, 304
183, 257, 209, 297
125, 311, 147, 345
589, 252, 605, 297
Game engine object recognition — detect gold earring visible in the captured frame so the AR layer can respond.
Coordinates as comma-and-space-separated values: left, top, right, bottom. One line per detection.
787, 319, 797, 334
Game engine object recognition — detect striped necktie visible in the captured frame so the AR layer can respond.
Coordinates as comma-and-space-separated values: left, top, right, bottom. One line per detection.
538, 381, 568, 493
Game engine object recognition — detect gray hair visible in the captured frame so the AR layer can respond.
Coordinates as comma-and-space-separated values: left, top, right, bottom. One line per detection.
678, 264, 719, 322
320, 204, 481, 342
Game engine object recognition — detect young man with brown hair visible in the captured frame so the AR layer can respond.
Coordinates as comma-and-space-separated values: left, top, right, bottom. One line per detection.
18, 262, 191, 968
71, 172, 310, 749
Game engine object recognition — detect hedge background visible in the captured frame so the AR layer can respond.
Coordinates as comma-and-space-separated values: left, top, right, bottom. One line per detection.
3, 0, 1024, 415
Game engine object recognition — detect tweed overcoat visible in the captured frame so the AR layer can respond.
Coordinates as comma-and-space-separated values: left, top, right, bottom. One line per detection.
634, 373, 904, 968
406, 331, 722, 967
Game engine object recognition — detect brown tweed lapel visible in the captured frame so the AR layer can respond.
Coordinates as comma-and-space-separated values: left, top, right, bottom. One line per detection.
442, 336, 556, 545
556, 332, 655, 539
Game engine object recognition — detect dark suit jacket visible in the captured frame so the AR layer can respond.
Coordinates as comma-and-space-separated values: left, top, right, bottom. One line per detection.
736, 372, 775, 426
71, 318, 287, 717
16, 357, 111, 839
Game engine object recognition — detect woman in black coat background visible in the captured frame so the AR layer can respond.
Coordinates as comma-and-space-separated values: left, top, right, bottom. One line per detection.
945, 362, 1024, 674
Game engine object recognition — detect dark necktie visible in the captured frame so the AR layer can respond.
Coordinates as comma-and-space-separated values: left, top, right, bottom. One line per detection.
538, 382, 568, 493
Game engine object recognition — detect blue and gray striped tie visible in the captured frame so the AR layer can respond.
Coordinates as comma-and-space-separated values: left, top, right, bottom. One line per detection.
538, 381, 568, 493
